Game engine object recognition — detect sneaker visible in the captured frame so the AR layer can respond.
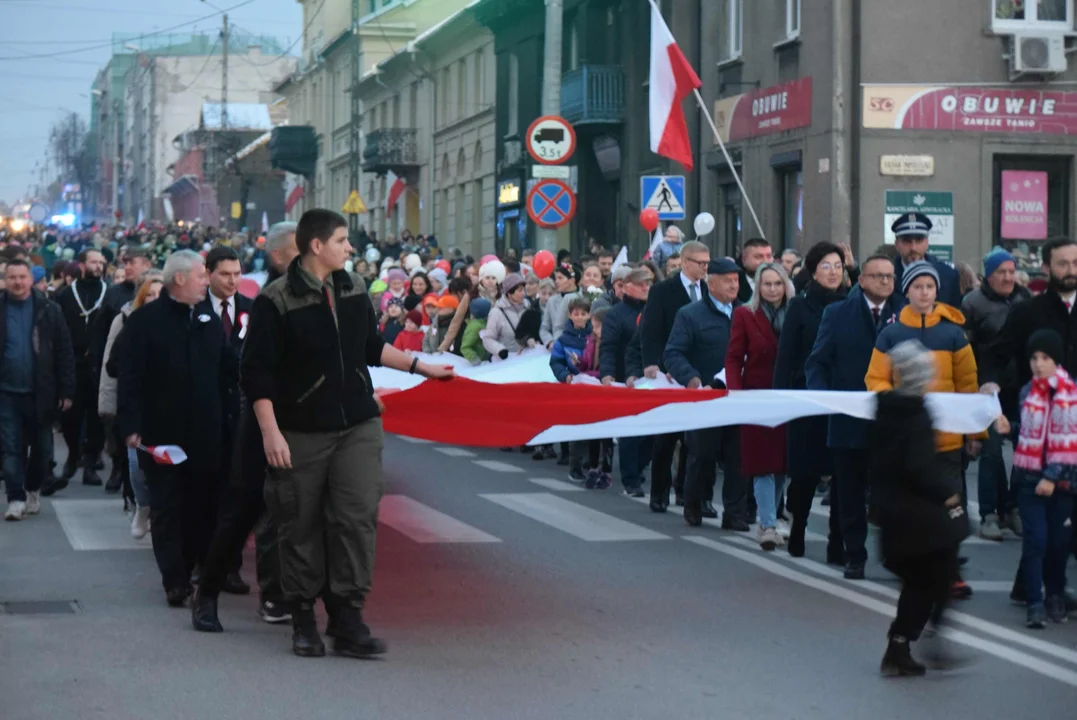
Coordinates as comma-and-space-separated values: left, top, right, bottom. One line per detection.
260, 600, 292, 624
622, 486, 645, 498
758, 527, 778, 551
1005, 508, 1023, 537
568, 468, 586, 484
979, 513, 1003, 541
595, 472, 613, 490
950, 580, 973, 600
1027, 604, 1047, 630
131, 506, 151, 539
24, 491, 40, 516
4, 500, 25, 521
880, 636, 926, 677
1046, 594, 1068, 624
584, 469, 599, 490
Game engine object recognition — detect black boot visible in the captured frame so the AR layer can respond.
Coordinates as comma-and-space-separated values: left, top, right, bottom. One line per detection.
191, 592, 223, 633
40, 474, 69, 497
82, 460, 103, 487
291, 602, 326, 657
787, 520, 806, 557
104, 464, 123, 494
880, 636, 925, 677
61, 456, 78, 480
221, 571, 251, 595
332, 604, 388, 659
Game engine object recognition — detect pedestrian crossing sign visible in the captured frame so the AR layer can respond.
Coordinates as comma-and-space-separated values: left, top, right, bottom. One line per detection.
641, 175, 686, 220
342, 190, 368, 215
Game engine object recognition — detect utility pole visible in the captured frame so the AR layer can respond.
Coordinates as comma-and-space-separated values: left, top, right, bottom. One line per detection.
349, 0, 361, 238
536, 0, 563, 253
221, 14, 230, 131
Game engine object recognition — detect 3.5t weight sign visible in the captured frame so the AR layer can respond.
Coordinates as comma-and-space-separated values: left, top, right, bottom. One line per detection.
526, 116, 576, 165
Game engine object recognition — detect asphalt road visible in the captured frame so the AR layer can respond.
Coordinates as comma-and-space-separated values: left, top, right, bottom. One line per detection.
1, 434, 1075, 720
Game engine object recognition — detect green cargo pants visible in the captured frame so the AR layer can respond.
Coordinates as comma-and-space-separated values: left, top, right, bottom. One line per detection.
265, 418, 384, 604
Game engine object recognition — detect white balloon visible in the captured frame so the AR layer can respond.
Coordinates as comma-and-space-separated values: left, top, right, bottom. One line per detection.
364, 246, 381, 264
693, 212, 716, 237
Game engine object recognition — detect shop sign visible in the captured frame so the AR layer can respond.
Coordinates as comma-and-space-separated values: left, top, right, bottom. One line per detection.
497, 178, 522, 208
880, 155, 935, 177
864, 85, 1077, 135
884, 190, 954, 262
1000, 170, 1048, 240
713, 77, 813, 142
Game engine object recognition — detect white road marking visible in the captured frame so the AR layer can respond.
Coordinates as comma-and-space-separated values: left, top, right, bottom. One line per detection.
473, 460, 525, 473
626, 494, 826, 541
527, 478, 585, 492
434, 447, 477, 458
685, 535, 1077, 687
52, 500, 151, 551
809, 505, 997, 545
721, 534, 1077, 670
378, 495, 500, 544
395, 435, 434, 444
965, 581, 1016, 593
481, 493, 669, 541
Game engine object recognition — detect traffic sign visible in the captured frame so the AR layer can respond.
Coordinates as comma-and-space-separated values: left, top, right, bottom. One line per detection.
527, 179, 576, 229
342, 190, 368, 215
526, 115, 576, 165
640, 175, 686, 221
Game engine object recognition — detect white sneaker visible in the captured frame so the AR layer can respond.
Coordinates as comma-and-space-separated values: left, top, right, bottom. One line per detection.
979, 513, 1003, 541
5, 501, 26, 521
131, 506, 151, 539
759, 527, 779, 551
24, 491, 40, 515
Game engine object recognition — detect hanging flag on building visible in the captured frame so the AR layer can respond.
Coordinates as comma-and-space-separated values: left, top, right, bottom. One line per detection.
648, 1, 702, 172
284, 173, 305, 213
136, 208, 144, 229
261, 211, 269, 234
386, 171, 407, 212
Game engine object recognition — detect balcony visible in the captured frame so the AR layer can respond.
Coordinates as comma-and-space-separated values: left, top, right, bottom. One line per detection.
362, 128, 419, 173
560, 65, 625, 125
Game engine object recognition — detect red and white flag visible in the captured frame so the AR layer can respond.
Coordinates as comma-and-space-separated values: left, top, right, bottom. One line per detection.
136, 208, 145, 230
386, 171, 406, 211
138, 444, 188, 465
284, 173, 305, 213
642, 227, 663, 261
648, 2, 702, 171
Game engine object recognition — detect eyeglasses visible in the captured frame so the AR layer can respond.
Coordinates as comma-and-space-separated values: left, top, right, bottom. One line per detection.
682, 257, 710, 267
817, 262, 844, 272
861, 273, 895, 282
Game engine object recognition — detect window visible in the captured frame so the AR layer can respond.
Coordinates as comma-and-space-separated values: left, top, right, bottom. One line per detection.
786, 0, 801, 38
473, 50, 484, 108
457, 59, 466, 120
993, 0, 1073, 30
725, 0, 743, 59
440, 67, 451, 126
507, 53, 520, 135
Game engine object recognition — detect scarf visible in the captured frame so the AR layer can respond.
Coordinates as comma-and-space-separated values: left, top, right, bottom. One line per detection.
1013, 368, 1077, 472
761, 300, 787, 336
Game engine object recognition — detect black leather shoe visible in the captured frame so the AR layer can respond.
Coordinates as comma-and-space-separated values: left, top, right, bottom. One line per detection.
166, 586, 191, 608
104, 467, 123, 494
826, 545, 845, 566
787, 522, 806, 557
40, 474, 68, 497
92, 457, 105, 471
700, 501, 719, 519
721, 517, 751, 532
649, 500, 668, 513
61, 457, 78, 480
844, 562, 866, 580
292, 603, 326, 657
683, 502, 703, 527
82, 469, 103, 487
222, 571, 251, 595
191, 593, 223, 632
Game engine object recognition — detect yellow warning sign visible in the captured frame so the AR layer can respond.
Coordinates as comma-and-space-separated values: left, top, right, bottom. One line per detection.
230, 201, 242, 219
342, 190, 367, 215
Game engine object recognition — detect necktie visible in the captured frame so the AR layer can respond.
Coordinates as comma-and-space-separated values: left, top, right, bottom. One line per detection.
221, 298, 232, 337
872, 306, 880, 325
1067, 300, 1073, 314
689, 283, 699, 302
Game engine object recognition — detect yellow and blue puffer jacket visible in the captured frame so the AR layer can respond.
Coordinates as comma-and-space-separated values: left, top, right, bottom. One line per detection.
865, 303, 986, 452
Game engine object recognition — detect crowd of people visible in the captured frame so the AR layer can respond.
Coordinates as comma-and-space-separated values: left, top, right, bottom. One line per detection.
0, 208, 1074, 675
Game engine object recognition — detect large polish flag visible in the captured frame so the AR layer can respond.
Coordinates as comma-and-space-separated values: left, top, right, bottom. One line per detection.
648, 3, 702, 172
386, 171, 407, 211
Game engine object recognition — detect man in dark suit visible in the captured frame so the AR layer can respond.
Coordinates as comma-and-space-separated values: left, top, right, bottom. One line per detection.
640, 240, 709, 508
890, 212, 962, 309
805, 254, 907, 580
736, 238, 773, 304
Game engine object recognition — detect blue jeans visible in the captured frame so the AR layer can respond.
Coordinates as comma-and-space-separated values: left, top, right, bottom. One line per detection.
976, 426, 1014, 519
0, 392, 54, 503
127, 446, 150, 508
1017, 484, 1074, 606
753, 474, 786, 529
618, 436, 653, 491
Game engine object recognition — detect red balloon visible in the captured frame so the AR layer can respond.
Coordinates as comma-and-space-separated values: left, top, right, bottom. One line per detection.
640, 208, 659, 233
436, 259, 451, 273
238, 277, 261, 299
532, 249, 556, 279
481, 254, 499, 265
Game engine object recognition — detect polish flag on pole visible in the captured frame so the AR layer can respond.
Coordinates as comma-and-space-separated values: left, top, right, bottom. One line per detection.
386, 171, 406, 212
137, 444, 188, 465
642, 227, 663, 260
136, 208, 144, 230
648, 1, 702, 172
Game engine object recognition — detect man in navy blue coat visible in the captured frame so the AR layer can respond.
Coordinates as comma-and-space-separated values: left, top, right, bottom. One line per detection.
805, 254, 907, 579
890, 212, 961, 309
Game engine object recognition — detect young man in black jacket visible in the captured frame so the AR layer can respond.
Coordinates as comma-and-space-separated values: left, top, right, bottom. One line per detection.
236, 209, 452, 659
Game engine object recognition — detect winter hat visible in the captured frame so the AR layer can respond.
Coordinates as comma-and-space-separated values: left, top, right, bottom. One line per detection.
611, 265, 633, 284
900, 260, 940, 295
422, 293, 440, 308
428, 267, 448, 287
387, 297, 406, 312
387, 268, 408, 284
983, 247, 1016, 279
31, 266, 46, 283
369, 279, 387, 293
479, 259, 506, 284
889, 339, 936, 395
437, 294, 459, 311
470, 297, 492, 320
404, 253, 422, 272
502, 272, 525, 294
405, 309, 423, 326
404, 295, 421, 312
1027, 328, 1064, 365
707, 258, 740, 276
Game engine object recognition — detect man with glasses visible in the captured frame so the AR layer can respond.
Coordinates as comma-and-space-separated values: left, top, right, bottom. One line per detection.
890, 212, 962, 308
805, 254, 906, 579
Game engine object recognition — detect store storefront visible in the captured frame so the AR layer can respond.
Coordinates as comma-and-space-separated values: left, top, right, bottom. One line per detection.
495, 173, 527, 255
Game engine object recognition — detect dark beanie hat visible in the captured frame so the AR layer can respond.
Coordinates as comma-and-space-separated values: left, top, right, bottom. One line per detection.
404, 295, 421, 312
469, 296, 492, 320
1027, 328, 1064, 365
405, 309, 423, 326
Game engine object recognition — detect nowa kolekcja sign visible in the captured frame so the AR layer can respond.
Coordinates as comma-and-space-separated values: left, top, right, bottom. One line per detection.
863, 86, 1077, 135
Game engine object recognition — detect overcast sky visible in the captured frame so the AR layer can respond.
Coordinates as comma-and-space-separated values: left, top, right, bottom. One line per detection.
0, 0, 302, 206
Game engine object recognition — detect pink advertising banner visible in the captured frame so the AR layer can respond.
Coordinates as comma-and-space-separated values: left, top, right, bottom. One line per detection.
1000, 170, 1048, 240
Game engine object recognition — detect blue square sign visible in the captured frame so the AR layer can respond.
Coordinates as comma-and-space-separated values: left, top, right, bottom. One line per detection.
641, 176, 686, 221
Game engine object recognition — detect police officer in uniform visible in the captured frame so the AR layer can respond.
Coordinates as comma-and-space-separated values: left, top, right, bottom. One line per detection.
890, 212, 962, 309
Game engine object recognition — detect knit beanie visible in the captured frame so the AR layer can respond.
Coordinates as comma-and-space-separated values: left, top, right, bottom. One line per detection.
437, 294, 459, 311
983, 247, 1016, 279
387, 268, 408, 284
405, 309, 423, 326
31, 266, 46, 283
1027, 328, 1064, 365
901, 260, 940, 295
387, 297, 406, 312
502, 272, 525, 294
479, 259, 506, 284
404, 295, 421, 312
469, 297, 492, 320
889, 339, 936, 395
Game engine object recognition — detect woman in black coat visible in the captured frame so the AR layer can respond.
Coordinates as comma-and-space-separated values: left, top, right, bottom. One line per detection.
870, 340, 969, 677
773, 242, 846, 560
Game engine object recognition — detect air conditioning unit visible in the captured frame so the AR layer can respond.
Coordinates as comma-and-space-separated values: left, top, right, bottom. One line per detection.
1011, 32, 1068, 74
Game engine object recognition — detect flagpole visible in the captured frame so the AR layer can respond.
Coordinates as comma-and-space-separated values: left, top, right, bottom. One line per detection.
692, 88, 765, 241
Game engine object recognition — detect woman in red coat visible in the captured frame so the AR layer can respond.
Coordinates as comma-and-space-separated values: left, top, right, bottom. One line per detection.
726, 262, 796, 551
